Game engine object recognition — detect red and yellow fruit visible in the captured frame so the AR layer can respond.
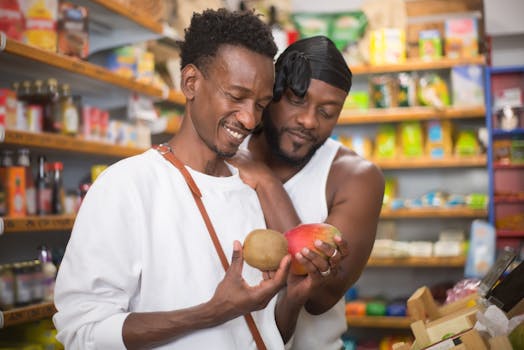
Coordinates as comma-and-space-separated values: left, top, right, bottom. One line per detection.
284, 223, 341, 275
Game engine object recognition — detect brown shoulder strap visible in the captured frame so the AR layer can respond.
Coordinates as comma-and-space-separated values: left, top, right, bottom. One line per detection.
154, 144, 267, 350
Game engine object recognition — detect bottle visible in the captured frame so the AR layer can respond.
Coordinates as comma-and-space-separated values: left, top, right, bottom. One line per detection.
0, 150, 12, 216
30, 260, 44, 303
38, 245, 57, 302
60, 84, 79, 135
13, 262, 32, 307
1, 150, 14, 167
17, 148, 37, 215
51, 162, 65, 214
268, 5, 288, 58
43, 78, 61, 133
0, 264, 15, 310
36, 155, 52, 215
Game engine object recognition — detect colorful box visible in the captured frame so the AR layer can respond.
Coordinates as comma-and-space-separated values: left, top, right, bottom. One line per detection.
419, 29, 442, 60
0, 166, 26, 217
57, 2, 89, 58
445, 18, 478, 59
451, 65, 484, 106
0, 89, 17, 129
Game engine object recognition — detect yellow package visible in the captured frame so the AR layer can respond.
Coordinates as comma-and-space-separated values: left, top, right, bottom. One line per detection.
375, 124, 396, 159
22, 0, 58, 52
426, 120, 453, 159
398, 121, 424, 158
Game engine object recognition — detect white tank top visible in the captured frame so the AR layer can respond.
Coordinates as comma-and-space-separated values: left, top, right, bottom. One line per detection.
243, 137, 346, 350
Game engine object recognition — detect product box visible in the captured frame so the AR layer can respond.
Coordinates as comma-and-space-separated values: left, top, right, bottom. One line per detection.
0, 166, 26, 217
106, 46, 137, 78
21, 0, 58, 52
398, 121, 424, 158
0, 0, 25, 40
451, 65, 484, 106
57, 2, 89, 59
426, 120, 452, 159
370, 28, 406, 65
136, 51, 155, 84
0, 89, 17, 129
418, 29, 442, 60
445, 17, 478, 58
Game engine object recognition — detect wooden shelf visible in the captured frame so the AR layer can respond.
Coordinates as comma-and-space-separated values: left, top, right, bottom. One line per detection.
1, 38, 172, 102
3, 130, 146, 157
87, 0, 163, 34
350, 56, 486, 75
0, 302, 56, 328
376, 156, 486, 169
497, 230, 524, 238
346, 315, 413, 329
338, 106, 485, 125
380, 207, 488, 219
493, 163, 524, 169
367, 256, 466, 267
1, 215, 76, 234
168, 90, 186, 105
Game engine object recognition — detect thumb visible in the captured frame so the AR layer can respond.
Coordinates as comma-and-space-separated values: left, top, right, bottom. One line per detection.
229, 240, 244, 275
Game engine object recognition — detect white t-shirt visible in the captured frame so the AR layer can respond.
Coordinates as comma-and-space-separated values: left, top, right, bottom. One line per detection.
53, 149, 285, 350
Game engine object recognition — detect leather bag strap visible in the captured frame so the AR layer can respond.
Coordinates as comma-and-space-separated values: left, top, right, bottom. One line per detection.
154, 144, 267, 350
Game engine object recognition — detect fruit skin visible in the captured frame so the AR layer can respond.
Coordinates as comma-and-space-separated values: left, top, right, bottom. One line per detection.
243, 229, 288, 270
509, 321, 524, 350
284, 223, 341, 275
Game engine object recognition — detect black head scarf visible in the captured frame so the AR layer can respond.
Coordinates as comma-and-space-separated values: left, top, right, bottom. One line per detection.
273, 35, 352, 101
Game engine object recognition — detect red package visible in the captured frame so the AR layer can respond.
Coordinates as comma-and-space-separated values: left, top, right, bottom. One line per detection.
0, 0, 25, 41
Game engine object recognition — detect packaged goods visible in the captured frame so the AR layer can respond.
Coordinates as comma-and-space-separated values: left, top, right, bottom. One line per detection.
0, 166, 26, 217
291, 13, 330, 39
426, 120, 452, 159
0, 0, 25, 40
57, 2, 89, 58
0, 89, 17, 129
370, 28, 406, 65
398, 121, 424, 158
418, 29, 442, 60
106, 46, 137, 78
396, 72, 417, 107
418, 73, 450, 108
369, 75, 394, 108
344, 91, 369, 110
454, 130, 479, 156
445, 17, 478, 58
330, 11, 367, 51
21, 0, 58, 52
465, 220, 495, 279
375, 124, 396, 159
451, 65, 484, 106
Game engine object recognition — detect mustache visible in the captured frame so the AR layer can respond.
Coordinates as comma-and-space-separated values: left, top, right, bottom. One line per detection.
285, 127, 316, 142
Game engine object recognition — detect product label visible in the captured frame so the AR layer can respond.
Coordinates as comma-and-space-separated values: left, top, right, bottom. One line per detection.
0, 275, 15, 306
15, 275, 32, 303
38, 188, 52, 214
26, 187, 37, 215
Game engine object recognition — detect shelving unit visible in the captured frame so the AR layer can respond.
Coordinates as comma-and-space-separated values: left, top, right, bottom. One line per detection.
375, 156, 486, 169
3, 130, 146, 158
338, 106, 485, 125
0, 1, 172, 330
380, 208, 487, 219
367, 256, 466, 268
485, 66, 524, 252
0, 303, 56, 329
346, 316, 413, 329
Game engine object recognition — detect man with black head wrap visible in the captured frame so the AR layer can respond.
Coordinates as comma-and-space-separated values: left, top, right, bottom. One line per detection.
232, 36, 385, 349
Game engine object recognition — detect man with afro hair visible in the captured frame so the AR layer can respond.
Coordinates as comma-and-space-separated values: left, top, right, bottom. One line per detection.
54, 8, 298, 350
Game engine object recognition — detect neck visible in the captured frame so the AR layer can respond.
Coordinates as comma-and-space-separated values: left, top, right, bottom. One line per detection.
167, 118, 231, 177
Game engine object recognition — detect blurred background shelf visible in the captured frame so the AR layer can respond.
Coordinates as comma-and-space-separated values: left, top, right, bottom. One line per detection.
0, 302, 56, 329
346, 316, 413, 329
380, 208, 488, 219
1, 216, 76, 234
367, 256, 466, 267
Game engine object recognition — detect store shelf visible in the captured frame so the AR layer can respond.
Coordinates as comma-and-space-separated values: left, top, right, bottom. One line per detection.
492, 129, 524, 137
494, 196, 524, 204
380, 208, 488, 219
375, 156, 486, 169
346, 315, 413, 329
338, 106, 485, 125
350, 56, 486, 75
0, 38, 181, 106
493, 163, 524, 169
0, 302, 56, 329
497, 230, 524, 238
2, 130, 146, 157
367, 256, 466, 267
1, 215, 76, 234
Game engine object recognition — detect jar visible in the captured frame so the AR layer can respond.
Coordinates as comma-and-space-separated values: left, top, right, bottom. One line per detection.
0, 264, 15, 310
13, 262, 32, 307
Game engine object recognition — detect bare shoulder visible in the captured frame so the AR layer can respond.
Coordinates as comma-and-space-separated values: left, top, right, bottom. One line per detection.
330, 145, 384, 187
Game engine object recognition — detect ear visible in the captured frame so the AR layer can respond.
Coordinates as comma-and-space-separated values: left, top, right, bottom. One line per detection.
181, 64, 200, 101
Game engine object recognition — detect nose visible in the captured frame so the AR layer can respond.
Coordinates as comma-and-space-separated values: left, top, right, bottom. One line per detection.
296, 107, 318, 129
235, 103, 259, 131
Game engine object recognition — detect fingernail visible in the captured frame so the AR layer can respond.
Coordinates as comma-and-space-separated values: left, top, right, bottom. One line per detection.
302, 248, 309, 255
315, 240, 322, 247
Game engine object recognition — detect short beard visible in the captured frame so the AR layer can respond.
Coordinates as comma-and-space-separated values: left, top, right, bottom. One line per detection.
263, 115, 323, 167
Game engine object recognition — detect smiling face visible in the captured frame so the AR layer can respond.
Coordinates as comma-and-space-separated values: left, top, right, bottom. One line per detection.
264, 79, 347, 166
188, 44, 275, 159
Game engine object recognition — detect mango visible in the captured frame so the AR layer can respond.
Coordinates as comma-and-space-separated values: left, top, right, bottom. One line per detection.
243, 229, 288, 270
284, 223, 341, 275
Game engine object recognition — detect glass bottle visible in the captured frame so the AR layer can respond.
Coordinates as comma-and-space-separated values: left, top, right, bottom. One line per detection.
17, 148, 37, 215
43, 78, 61, 132
0, 264, 15, 310
51, 161, 65, 214
60, 84, 79, 135
36, 155, 52, 215
38, 245, 57, 302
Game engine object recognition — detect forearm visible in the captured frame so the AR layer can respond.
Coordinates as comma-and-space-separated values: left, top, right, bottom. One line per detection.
275, 291, 304, 344
123, 301, 228, 350
256, 176, 300, 233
